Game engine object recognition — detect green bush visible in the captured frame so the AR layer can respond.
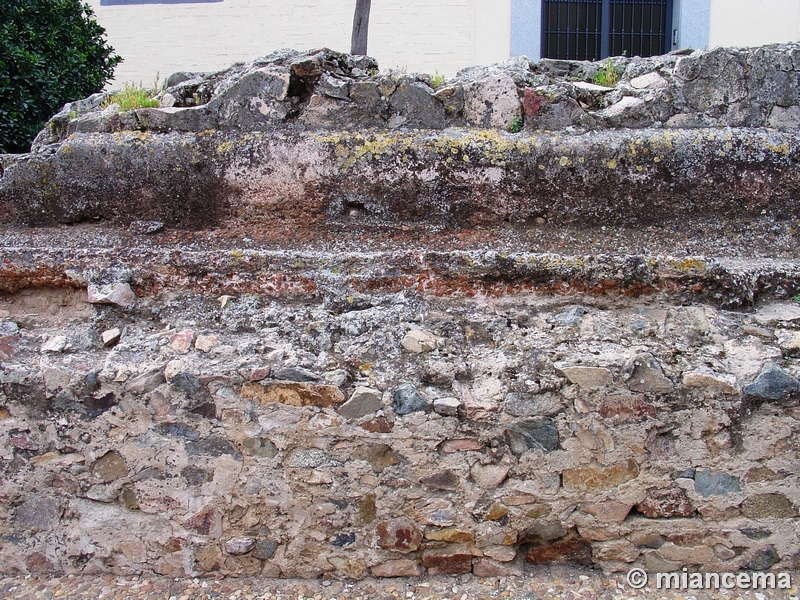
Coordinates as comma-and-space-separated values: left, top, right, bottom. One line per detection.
0, 0, 121, 153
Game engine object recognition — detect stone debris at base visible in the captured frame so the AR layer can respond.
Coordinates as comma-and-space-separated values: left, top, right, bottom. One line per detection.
0, 573, 797, 600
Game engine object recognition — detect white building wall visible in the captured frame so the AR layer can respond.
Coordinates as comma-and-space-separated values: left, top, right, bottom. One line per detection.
673, 0, 711, 52
87, 0, 512, 88
709, 0, 800, 47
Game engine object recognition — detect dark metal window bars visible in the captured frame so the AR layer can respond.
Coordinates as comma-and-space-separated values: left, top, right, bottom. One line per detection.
542, 0, 673, 61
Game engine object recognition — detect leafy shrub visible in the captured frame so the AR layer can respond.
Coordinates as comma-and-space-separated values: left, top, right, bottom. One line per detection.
0, 0, 121, 153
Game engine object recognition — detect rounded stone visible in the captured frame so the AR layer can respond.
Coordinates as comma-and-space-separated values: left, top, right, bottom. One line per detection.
225, 537, 256, 555
392, 383, 428, 415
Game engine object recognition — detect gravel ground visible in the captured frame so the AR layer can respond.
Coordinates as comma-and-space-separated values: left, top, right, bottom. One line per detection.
0, 571, 797, 600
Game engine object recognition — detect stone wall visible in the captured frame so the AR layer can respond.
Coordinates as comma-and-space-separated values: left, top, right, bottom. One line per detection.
1, 287, 799, 578
5, 46, 800, 231
1, 45, 800, 579
28, 43, 800, 142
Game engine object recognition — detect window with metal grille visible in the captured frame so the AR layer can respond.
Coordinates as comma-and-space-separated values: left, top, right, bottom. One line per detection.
542, 0, 672, 61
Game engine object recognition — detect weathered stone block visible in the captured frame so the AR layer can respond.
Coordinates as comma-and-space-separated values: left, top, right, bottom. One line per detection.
14, 497, 61, 532
327, 556, 367, 578
92, 451, 128, 482
524, 534, 593, 566
637, 488, 695, 518
693, 470, 741, 498
432, 396, 461, 416
186, 436, 242, 460
472, 558, 515, 576
420, 470, 460, 490
87, 283, 136, 307
240, 381, 344, 407
503, 392, 564, 417
470, 462, 510, 489
746, 545, 780, 571
337, 386, 383, 419
252, 539, 278, 560
389, 79, 445, 129
440, 439, 483, 453
412, 498, 456, 527
741, 493, 797, 518
392, 383, 428, 415
557, 366, 613, 390
425, 528, 475, 544
357, 494, 376, 524
225, 537, 255, 555
682, 369, 740, 394
744, 363, 800, 400
184, 507, 220, 536
421, 544, 473, 575
505, 418, 560, 454
401, 329, 438, 353
599, 393, 656, 421
354, 444, 401, 472
562, 459, 639, 492
286, 448, 327, 469
462, 70, 522, 129
582, 501, 631, 523
622, 353, 672, 393
371, 559, 422, 577
594, 540, 639, 562
657, 542, 714, 565
376, 518, 422, 553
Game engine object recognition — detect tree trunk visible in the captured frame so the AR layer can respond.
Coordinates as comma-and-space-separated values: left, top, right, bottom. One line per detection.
351, 0, 372, 55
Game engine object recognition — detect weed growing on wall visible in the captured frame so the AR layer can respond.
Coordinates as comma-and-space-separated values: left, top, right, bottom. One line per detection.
103, 82, 160, 111
593, 58, 621, 87
430, 72, 446, 89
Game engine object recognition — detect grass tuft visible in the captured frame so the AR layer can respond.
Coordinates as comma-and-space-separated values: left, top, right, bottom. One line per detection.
103, 82, 160, 111
430, 72, 446, 89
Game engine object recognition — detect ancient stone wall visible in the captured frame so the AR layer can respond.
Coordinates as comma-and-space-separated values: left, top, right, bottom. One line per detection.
0, 45, 799, 579
1, 285, 799, 578
5, 45, 800, 231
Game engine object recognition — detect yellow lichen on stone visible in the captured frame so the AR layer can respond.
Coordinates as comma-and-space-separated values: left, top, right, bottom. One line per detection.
671, 258, 707, 273
606, 159, 617, 169
648, 133, 673, 151
766, 142, 790, 156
